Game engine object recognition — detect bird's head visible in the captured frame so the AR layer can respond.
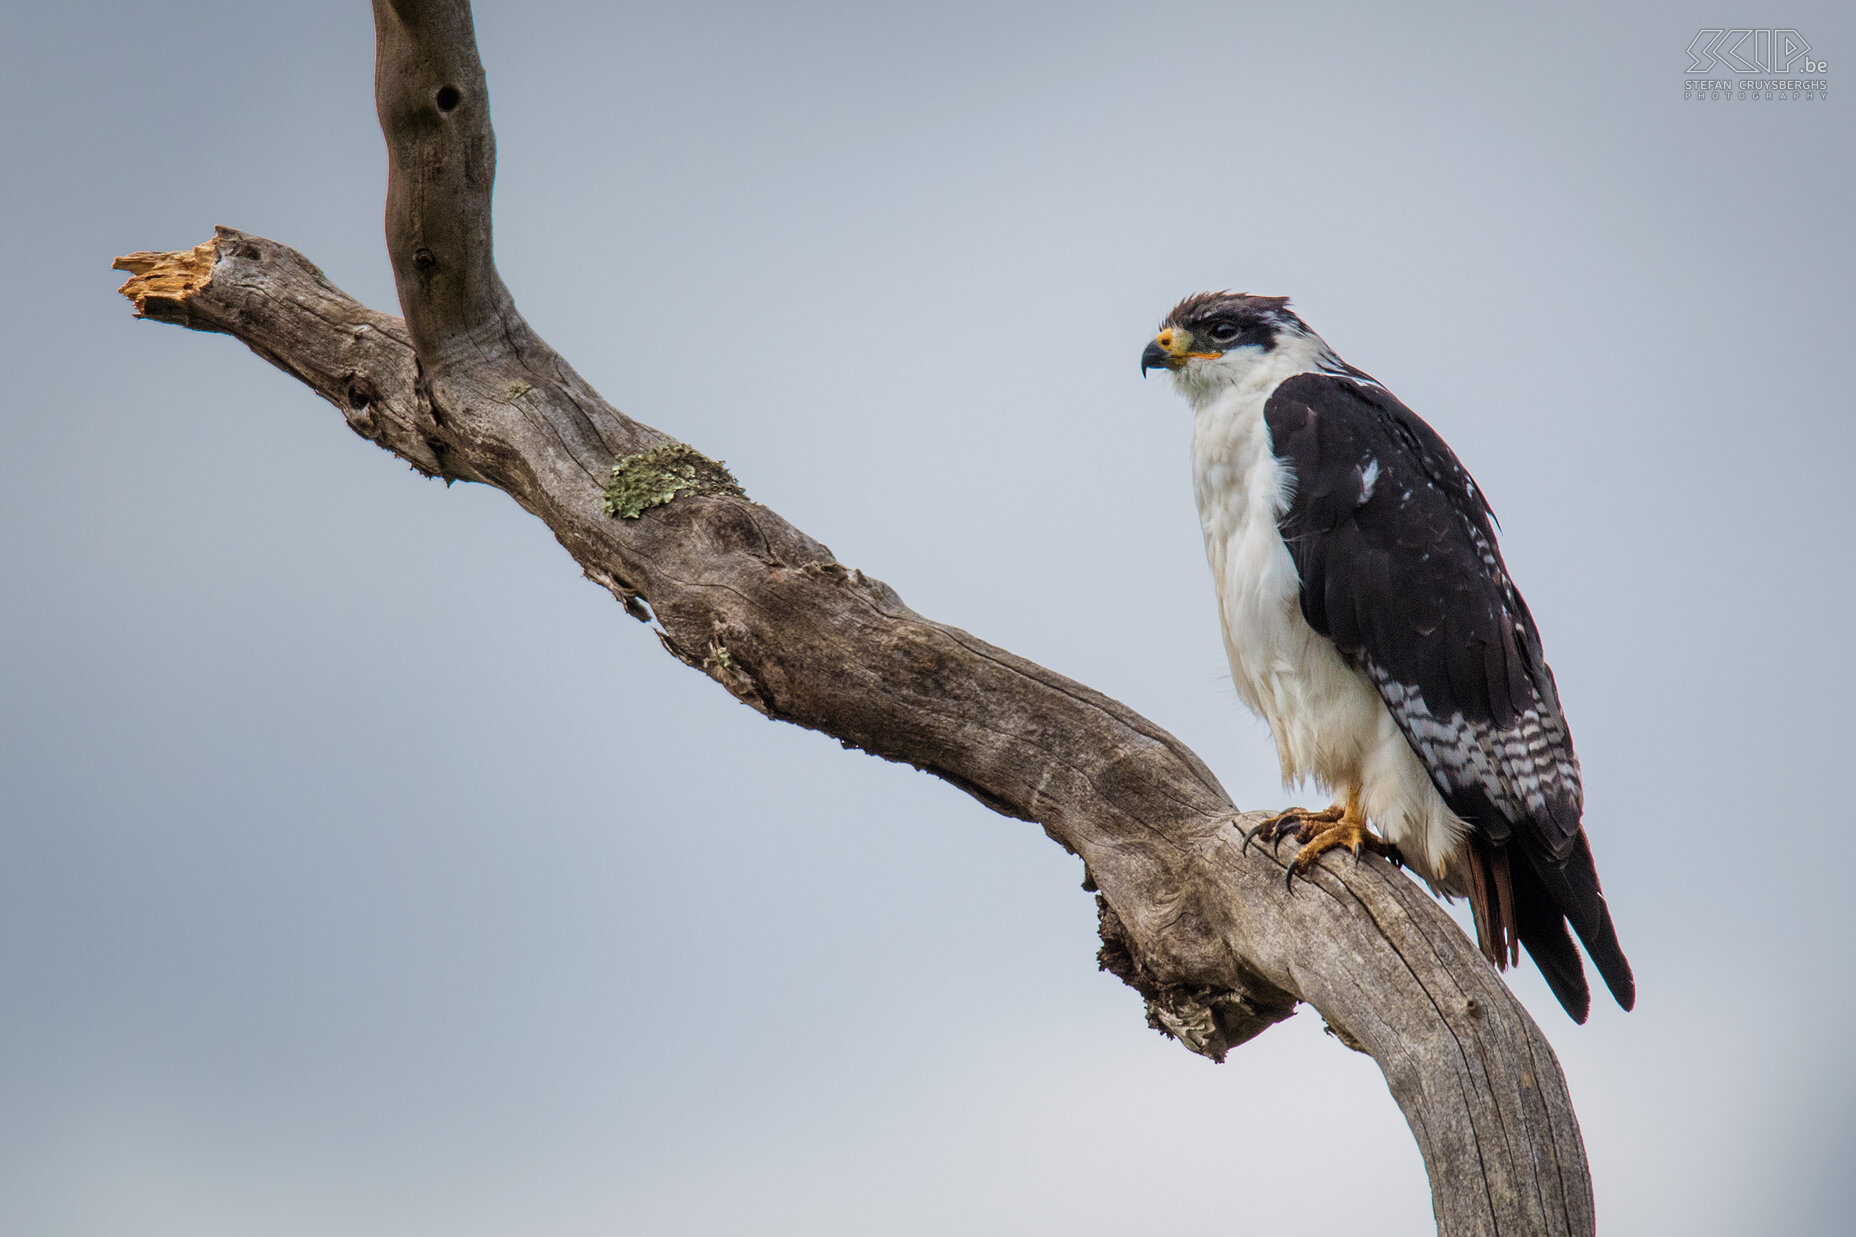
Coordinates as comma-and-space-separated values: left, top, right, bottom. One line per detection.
1141, 291, 1310, 399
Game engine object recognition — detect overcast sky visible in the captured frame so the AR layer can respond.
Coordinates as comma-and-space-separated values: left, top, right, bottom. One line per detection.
2, 1, 1851, 1234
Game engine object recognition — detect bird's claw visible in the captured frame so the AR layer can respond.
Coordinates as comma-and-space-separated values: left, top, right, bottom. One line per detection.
1248, 806, 1340, 853
1267, 809, 1395, 892
1283, 847, 1332, 892
1238, 807, 1382, 892
1239, 811, 1292, 856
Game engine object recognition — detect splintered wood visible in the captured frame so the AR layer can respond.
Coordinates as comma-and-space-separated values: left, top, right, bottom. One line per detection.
113, 239, 219, 318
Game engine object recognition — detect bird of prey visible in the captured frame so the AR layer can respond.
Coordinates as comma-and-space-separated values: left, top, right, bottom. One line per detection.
1143, 292, 1633, 1022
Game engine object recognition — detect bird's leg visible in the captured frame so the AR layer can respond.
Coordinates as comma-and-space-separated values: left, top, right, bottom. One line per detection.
1277, 790, 1396, 889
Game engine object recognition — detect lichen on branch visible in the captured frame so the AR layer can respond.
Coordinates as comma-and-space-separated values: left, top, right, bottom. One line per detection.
603, 442, 746, 520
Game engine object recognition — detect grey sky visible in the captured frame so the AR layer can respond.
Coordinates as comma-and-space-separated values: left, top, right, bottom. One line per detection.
2, 1, 1850, 1233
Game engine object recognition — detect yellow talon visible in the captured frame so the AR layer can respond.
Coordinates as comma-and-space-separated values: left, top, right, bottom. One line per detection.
1255, 792, 1396, 889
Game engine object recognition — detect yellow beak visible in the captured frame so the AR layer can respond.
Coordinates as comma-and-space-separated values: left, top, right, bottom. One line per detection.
1141, 328, 1223, 375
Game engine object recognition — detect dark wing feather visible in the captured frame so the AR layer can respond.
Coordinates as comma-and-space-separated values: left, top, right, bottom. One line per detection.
1264, 372, 1632, 1016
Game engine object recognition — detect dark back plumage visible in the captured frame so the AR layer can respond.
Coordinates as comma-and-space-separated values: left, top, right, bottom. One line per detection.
1264, 371, 1633, 1020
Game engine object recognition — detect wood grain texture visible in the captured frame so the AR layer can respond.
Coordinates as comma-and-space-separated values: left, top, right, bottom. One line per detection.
110, 2, 1599, 1231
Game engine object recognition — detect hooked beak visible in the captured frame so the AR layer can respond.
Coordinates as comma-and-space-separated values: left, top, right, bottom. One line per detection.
1140, 338, 1174, 376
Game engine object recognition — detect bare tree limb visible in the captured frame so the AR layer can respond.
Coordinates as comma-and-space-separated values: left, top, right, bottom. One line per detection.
111, 1, 1598, 1231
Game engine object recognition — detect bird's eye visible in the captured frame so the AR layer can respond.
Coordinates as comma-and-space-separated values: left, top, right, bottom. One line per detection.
1208, 321, 1242, 343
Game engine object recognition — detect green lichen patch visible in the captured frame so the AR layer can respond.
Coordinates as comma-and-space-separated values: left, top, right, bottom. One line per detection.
603, 442, 746, 520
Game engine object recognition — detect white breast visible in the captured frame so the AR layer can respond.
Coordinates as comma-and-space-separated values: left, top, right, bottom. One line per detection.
1183, 349, 1469, 885
1189, 378, 1362, 784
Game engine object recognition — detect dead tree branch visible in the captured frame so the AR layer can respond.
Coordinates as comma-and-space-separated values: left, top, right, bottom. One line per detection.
110, 1, 1596, 1232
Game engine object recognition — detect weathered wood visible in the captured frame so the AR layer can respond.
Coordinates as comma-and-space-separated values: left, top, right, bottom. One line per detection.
110, 1, 1598, 1231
